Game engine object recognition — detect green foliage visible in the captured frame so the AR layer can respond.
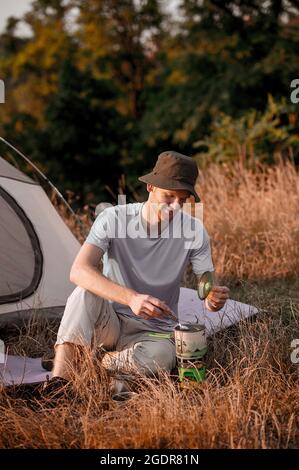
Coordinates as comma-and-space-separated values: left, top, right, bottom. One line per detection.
193, 96, 299, 167
1, 0, 299, 202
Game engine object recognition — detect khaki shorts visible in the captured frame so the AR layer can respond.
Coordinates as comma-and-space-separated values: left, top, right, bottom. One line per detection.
56, 286, 176, 375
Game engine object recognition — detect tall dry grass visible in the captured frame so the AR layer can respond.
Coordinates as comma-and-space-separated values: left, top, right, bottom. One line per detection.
0, 307, 298, 448
197, 159, 299, 281
0, 159, 298, 448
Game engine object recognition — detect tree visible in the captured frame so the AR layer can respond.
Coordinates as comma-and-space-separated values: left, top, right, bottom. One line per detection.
40, 58, 127, 202
137, 0, 299, 157
74, 0, 165, 119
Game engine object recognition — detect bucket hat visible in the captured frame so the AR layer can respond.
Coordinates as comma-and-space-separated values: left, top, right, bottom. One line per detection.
138, 150, 200, 201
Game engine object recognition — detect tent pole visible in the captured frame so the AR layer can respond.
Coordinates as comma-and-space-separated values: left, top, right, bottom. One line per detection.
0, 136, 87, 236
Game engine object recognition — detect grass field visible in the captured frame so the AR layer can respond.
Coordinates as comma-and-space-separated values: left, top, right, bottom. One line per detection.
0, 159, 298, 448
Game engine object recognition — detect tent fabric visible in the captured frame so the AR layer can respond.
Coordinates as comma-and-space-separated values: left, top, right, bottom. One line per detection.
0, 306, 65, 329
0, 355, 49, 386
0, 156, 38, 185
0, 186, 43, 303
0, 157, 81, 320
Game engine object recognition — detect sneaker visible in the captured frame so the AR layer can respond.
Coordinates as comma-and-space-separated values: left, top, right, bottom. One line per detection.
111, 390, 138, 402
109, 375, 138, 402
102, 351, 125, 371
40, 376, 74, 403
41, 350, 54, 372
4, 382, 41, 401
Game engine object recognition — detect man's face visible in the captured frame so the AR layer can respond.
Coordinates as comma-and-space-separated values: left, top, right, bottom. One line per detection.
147, 185, 191, 223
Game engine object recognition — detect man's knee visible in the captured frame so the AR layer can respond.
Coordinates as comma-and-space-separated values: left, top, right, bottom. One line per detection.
67, 286, 101, 309
132, 340, 176, 376
57, 286, 107, 347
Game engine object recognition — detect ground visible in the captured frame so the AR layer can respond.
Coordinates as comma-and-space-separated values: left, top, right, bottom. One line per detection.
0, 274, 298, 449
0, 160, 298, 448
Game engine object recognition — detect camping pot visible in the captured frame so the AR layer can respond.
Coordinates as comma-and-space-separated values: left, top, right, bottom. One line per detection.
174, 323, 207, 360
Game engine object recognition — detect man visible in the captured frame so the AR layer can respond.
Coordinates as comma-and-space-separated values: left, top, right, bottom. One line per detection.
48, 151, 229, 393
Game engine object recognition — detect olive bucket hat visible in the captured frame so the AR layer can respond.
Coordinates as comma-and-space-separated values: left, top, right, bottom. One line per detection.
138, 150, 200, 202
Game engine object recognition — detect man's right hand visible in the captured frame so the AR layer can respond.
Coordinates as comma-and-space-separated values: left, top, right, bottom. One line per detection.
129, 293, 176, 321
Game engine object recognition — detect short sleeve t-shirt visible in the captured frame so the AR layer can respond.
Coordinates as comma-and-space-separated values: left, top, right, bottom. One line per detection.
85, 202, 214, 331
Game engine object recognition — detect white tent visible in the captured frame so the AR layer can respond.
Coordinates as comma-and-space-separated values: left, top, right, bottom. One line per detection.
0, 156, 80, 325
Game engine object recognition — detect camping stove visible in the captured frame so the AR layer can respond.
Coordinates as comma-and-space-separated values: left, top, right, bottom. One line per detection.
174, 271, 213, 383
174, 323, 207, 382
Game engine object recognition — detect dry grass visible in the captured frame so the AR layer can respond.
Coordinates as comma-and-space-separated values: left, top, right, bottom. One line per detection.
1, 303, 298, 449
0, 159, 299, 448
50, 191, 93, 244
197, 159, 299, 281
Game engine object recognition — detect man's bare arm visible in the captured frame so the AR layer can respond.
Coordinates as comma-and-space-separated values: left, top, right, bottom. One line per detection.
70, 242, 136, 306
70, 242, 174, 320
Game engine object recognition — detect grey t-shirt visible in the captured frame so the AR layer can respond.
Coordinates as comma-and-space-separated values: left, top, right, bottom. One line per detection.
86, 202, 214, 331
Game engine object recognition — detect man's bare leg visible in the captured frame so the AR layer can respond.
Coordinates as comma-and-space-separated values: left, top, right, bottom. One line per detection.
52, 343, 81, 381
52, 287, 121, 382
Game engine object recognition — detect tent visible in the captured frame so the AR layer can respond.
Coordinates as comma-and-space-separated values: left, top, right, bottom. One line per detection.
0, 156, 81, 326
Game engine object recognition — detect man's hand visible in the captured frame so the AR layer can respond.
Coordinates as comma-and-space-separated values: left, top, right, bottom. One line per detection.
205, 286, 230, 312
129, 293, 176, 321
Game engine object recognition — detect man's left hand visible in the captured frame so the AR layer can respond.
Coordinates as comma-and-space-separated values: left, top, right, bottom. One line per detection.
205, 286, 230, 311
